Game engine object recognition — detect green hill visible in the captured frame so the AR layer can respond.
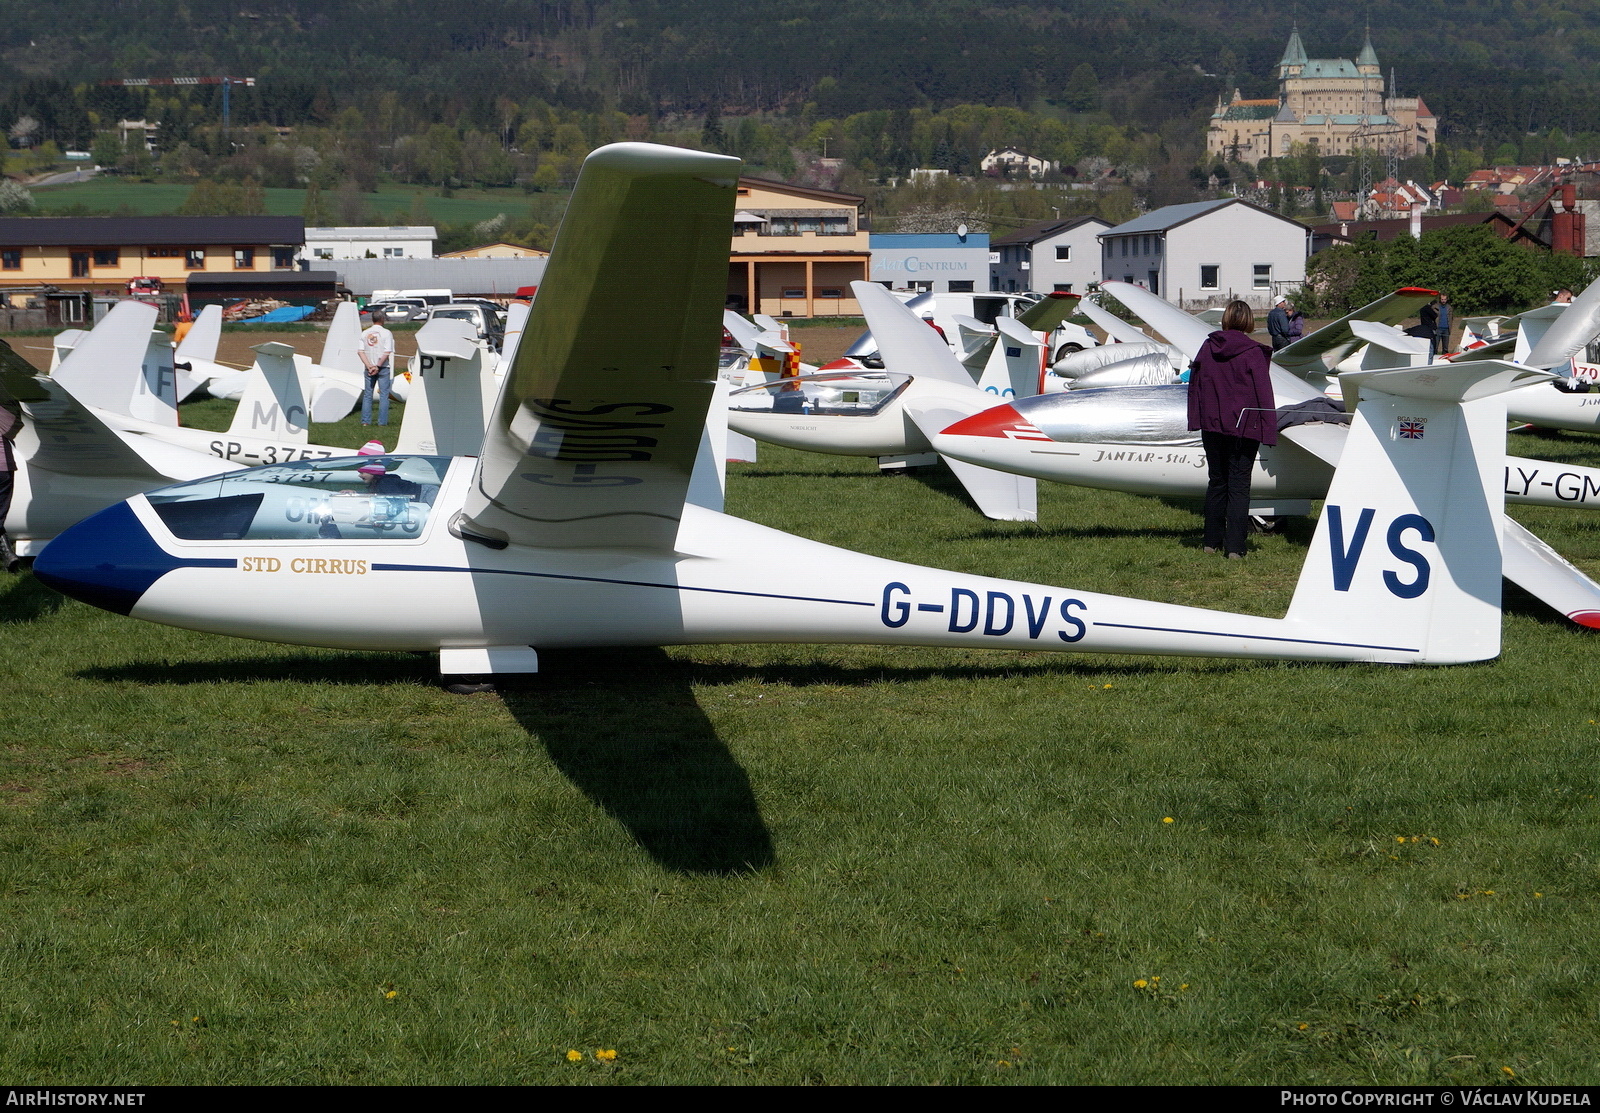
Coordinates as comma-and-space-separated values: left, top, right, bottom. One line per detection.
28, 177, 555, 227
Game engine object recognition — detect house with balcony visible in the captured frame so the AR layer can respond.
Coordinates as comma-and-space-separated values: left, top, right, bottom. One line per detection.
0, 215, 304, 293
980, 148, 1057, 178
727, 178, 870, 317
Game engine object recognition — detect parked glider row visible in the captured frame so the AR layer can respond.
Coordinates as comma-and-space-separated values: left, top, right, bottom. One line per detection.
722, 270, 1600, 628
0, 290, 534, 556
14, 142, 1580, 678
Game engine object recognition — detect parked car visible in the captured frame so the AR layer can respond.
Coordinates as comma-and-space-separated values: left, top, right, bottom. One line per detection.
367, 299, 428, 322
425, 302, 506, 347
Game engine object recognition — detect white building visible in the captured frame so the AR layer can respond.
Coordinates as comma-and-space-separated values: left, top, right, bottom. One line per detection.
1098, 198, 1308, 311
870, 232, 991, 294
989, 215, 1112, 294
300, 225, 437, 263
980, 148, 1057, 178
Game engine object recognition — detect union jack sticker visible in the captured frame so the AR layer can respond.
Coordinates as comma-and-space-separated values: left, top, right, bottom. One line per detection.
1397, 418, 1426, 440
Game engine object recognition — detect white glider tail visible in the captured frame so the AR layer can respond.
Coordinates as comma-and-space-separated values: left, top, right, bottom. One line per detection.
395, 318, 498, 457
51, 301, 180, 427
228, 342, 310, 443
1283, 362, 1541, 662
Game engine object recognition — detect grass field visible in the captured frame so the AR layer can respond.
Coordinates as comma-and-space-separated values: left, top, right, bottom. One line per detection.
2, 411, 1600, 1085
27, 178, 557, 227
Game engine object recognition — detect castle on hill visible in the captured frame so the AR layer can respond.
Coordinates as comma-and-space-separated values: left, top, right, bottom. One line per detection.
1206, 27, 1437, 164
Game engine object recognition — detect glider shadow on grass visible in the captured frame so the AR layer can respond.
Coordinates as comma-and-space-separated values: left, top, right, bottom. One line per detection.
82, 646, 777, 876
498, 647, 774, 876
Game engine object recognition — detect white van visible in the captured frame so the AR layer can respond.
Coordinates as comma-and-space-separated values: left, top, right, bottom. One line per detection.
370, 288, 453, 306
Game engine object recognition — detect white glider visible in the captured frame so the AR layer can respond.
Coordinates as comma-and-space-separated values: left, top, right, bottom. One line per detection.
32, 142, 1550, 674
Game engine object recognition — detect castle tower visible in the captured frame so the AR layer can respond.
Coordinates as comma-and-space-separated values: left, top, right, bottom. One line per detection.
1356, 31, 1380, 76
1357, 29, 1382, 115
1278, 25, 1308, 81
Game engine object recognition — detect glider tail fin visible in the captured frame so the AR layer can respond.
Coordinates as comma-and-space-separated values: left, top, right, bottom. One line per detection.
1284, 361, 1551, 664
52, 301, 171, 422
228, 342, 310, 443
175, 304, 222, 362
319, 302, 365, 374
395, 318, 492, 456
974, 316, 1046, 399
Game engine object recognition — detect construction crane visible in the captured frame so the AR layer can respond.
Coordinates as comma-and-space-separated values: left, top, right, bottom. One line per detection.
100, 77, 257, 136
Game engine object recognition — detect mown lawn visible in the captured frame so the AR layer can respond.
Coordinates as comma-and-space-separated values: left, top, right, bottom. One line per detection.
1, 426, 1599, 1085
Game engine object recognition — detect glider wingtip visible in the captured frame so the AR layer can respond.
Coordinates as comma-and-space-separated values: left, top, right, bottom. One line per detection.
584, 142, 741, 178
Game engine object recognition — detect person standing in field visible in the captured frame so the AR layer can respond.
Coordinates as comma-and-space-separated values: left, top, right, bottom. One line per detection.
359, 308, 395, 426
1266, 295, 1302, 351
1187, 300, 1276, 560
1420, 292, 1451, 362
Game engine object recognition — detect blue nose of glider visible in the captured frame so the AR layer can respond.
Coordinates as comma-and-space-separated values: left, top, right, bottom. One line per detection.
34, 501, 233, 616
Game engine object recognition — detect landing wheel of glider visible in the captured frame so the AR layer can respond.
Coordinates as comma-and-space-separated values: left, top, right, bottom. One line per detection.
1053, 343, 1084, 362
1250, 515, 1287, 536
442, 675, 498, 695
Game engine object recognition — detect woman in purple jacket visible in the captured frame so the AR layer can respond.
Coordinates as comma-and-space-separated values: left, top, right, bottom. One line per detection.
1187, 300, 1277, 559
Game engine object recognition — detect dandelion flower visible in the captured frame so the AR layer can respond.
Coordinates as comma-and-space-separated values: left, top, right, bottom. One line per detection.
1502, 1067, 1515, 1078
1298, 1023, 1309, 1031
1162, 816, 1174, 824
596, 1049, 617, 1062
566, 1050, 583, 1062
1133, 979, 1148, 988
385, 990, 398, 1000
1103, 684, 1113, 689
998, 1060, 1012, 1068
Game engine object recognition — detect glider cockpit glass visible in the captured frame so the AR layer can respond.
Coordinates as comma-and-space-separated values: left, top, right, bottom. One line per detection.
717, 348, 753, 385
145, 455, 453, 542
728, 371, 910, 416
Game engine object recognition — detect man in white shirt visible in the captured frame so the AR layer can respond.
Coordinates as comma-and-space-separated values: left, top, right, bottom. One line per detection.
359, 308, 396, 426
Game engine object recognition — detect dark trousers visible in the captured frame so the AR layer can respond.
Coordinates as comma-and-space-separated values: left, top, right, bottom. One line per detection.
1200, 431, 1260, 554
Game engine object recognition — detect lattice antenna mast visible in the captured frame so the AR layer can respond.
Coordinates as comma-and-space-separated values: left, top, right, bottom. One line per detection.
1385, 68, 1400, 187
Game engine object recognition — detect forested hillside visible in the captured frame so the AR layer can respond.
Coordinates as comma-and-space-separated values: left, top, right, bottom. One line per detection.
2, 0, 1596, 245
1, 0, 1597, 148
